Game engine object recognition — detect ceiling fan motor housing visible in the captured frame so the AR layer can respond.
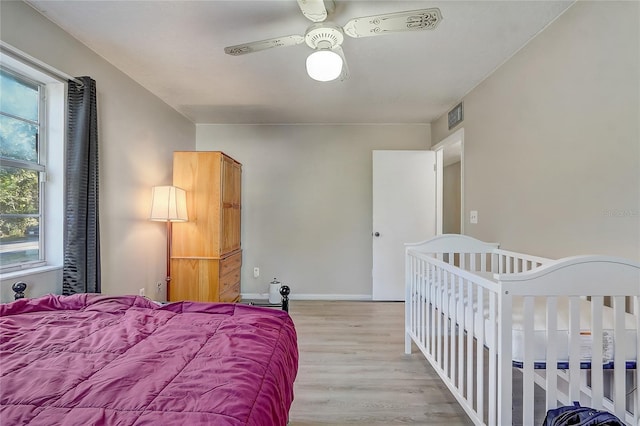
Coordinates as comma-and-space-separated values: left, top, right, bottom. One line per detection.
305, 23, 344, 49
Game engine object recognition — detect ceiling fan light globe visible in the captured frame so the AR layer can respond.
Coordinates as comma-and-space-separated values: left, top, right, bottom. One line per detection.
306, 50, 343, 82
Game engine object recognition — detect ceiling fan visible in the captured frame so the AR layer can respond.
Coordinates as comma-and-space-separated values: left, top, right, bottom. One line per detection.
224, 0, 443, 82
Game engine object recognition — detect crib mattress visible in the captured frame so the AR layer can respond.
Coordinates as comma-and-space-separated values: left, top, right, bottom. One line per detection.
428, 284, 637, 366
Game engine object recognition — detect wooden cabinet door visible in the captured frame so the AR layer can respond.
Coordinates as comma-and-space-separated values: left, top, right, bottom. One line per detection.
170, 259, 223, 302
221, 156, 241, 254
170, 259, 205, 302
173, 152, 223, 257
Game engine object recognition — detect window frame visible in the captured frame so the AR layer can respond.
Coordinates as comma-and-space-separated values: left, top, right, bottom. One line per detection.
0, 55, 64, 276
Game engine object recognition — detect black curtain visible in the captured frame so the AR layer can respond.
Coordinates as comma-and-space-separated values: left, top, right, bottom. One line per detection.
63, 77, 100, 294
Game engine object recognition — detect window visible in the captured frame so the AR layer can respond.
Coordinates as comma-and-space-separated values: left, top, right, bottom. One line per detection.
0, 67, 46, 271
0, 50, 64, 276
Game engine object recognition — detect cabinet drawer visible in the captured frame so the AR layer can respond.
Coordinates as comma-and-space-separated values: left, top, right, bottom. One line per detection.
219, 282, 240, 303
220, 268, 240, 294
220, 251, 242, 276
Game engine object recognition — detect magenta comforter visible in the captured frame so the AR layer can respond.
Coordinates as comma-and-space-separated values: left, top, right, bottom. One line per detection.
0, 294, 298, 425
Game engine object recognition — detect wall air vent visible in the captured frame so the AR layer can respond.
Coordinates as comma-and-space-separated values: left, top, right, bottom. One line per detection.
448, 101, 464, 130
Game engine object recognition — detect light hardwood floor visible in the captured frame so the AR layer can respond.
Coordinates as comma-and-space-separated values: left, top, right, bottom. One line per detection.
286, 301, 473, 425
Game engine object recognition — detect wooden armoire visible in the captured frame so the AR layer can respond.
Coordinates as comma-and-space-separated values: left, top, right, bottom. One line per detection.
169, 151, 242, 303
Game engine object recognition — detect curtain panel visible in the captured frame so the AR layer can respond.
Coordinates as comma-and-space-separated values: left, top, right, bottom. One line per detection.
63, 77, 100, 294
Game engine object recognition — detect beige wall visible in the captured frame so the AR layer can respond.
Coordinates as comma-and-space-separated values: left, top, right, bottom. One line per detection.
0, 1, 195, 300
196, 124, 430, 298
3, 0, 636, 303
431, 1, 639, 260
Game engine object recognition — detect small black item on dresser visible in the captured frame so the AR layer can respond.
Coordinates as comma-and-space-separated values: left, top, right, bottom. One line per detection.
280, 285, 290, 312
12, 281, 27, 300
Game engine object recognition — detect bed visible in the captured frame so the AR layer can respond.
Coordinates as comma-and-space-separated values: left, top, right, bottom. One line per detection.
0, 293, 298, 425
404, 234, 640, 426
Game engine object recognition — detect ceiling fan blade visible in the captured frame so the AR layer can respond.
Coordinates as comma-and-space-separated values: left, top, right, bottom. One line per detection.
333, 45, 349, 81
297, 0, 334, 23
342, 8, 442, 38
224, 35, 304, 56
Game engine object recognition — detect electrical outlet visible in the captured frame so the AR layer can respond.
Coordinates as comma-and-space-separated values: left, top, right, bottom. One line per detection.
156, 281, 163, 293
139, 288, 145, 297
470, 210, 478, 224
253, 267, 260, 278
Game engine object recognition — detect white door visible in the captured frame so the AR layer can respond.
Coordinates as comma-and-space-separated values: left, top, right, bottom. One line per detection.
372, 150, 436, 301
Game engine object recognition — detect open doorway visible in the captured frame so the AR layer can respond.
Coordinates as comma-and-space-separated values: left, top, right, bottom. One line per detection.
433, 128, 464, 235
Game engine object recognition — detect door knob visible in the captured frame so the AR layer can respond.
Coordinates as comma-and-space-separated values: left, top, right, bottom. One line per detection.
373, 232, 380, 237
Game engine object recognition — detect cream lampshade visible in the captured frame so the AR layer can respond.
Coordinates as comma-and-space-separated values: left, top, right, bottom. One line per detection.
149, 186, 188, 222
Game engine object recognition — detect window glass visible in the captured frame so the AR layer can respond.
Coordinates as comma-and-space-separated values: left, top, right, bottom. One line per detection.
0, 166, 39, 214
0, 67, 43, 270
0, 217, 39, 265
0, 115, 38, 162
0, 70, 39, 121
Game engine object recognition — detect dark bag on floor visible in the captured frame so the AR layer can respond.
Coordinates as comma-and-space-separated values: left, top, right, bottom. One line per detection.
543, 401, 624, 426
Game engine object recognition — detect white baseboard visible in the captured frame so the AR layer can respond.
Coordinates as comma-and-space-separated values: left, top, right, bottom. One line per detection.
241, 293, 372, 301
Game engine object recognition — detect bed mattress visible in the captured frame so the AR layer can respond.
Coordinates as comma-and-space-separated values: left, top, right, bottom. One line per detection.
0, 294, 298, 425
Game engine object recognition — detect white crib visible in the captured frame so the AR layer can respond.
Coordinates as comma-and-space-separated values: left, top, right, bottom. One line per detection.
404, 234, 640, 426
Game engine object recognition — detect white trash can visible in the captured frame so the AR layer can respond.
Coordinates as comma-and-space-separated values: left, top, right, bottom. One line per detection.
268, 278, 281, 304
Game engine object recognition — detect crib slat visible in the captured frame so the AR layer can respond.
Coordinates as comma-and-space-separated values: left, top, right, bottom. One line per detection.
423, 262, 428, 352
545, 297, 558, 411
523, 297, 535, 425
492, 253, 498, 273
436, 268, 447, 369
476, 287, 484, 422
466, 279, 474, 408
457, 277, 465, 392
418, 258, 422, 345
421, 259, 426, 346
410, 258, 415, 343
498, 290, 513, 426
443, 270, 450, 378
418, 259, 421, 335
613, 296, 625, 418
568, 297, 581, 402
590, 296, 604, 409
488, 291, 497, 426
419, 260, 425, 351
450, 273, 457, 386
419, 259, 423, 347
420, 258, 425, 345
430, 265, 436, 359
424, 262, 429, 349
635, 296, 640, 425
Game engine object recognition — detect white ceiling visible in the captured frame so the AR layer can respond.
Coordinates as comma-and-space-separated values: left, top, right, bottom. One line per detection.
27, 0, 574, 124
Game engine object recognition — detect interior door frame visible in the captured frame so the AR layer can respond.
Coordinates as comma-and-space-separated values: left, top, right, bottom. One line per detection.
431, 128, 465, 235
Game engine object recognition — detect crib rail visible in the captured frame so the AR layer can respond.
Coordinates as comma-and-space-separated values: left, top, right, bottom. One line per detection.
405, 248, 502, 425
494, 249, 550, 274
405, 241, 640, 426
